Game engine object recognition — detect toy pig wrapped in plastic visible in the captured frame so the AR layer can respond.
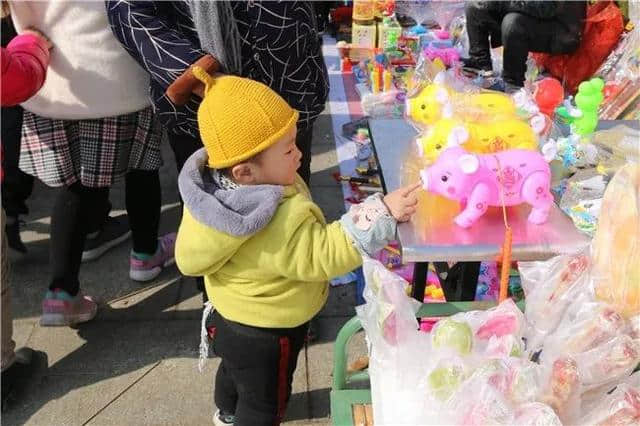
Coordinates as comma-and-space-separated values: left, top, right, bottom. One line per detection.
420, 144, 553, 228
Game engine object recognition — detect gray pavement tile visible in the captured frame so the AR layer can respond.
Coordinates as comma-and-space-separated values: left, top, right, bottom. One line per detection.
102, 277, 182, 321
2, 363, 157, 426
84, 358, 219, 426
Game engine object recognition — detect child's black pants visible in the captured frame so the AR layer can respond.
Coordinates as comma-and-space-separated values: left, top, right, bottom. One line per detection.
211, 310, 309, 426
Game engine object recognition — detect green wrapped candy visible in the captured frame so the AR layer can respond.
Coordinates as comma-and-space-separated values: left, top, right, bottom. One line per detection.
432, 319, 473, 354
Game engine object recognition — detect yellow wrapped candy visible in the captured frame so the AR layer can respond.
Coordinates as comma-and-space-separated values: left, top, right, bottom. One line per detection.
592, 162, 640, 317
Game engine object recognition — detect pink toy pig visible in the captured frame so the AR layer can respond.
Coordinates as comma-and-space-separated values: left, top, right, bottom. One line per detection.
420, 146, 553, 228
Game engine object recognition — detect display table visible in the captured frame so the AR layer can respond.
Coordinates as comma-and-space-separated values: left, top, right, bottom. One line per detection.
368, 118, 593, 301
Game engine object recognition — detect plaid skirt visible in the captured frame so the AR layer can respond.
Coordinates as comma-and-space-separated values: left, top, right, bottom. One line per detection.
19, 107, 163, 188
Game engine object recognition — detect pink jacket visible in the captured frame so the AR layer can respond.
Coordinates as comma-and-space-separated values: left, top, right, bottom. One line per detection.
1, 33, 50, 107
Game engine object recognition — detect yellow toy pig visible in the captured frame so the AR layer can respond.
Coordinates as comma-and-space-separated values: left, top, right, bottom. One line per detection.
468, 92, 517, 118
416, 118, 538, 163
416, 119, 470, 163
467, 119, 539, 153
406, 83, 451, 126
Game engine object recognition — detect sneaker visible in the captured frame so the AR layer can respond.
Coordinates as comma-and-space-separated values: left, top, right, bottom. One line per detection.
5, 217, 27, 253
213, 409, 235, 426
40, 289, 97, 326
129, 233, 177, 282
82, 215, 131, 262
461, 57, 494, 75
503, 82, 523, 95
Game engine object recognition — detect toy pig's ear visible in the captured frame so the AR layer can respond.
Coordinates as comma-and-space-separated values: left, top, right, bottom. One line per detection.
447, 126, 469, 147
458, 154, 479, 174
435, 87, 449, 104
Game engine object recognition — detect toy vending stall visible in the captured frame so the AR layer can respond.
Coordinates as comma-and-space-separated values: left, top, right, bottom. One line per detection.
330, 120, 639, 426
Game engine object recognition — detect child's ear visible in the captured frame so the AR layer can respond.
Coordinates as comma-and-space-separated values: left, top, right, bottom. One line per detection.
230, 163, 255, 184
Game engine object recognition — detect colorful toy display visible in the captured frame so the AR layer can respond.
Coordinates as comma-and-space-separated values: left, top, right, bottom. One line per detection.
419, 146, 553, 228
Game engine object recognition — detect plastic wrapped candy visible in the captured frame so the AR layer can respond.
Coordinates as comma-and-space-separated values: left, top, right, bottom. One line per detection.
579, 379, 640, 426
592, 163, 640, 318
445, 372, 516, 426
537, 357, 582, 424
425, 356, 471, 402
539, 298, 639, 391
572, 334, 640, 390
543, 300, 626, 356
519, 252, 592, 354
432, 317, 474, 355
514, 402, 563, 426
431, 299, 525, 358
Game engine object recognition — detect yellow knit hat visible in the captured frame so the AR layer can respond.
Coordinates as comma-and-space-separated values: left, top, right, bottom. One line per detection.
192, 67, 299, 169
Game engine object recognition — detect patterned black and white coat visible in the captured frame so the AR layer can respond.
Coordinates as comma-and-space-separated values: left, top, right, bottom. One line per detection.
106, 1, 329, 137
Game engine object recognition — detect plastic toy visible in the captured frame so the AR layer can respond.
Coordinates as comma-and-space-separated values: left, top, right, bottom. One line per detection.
416, 117, 538, 164
432, 318, 473, 354
468, 119, 538, 153
406, 83, 451, 125
407, 84, 518, 126
556, 78, 605, 136
419, 146, 553, 228
534, 78, 564, 117
468, 93, 517, 117
423, 46, 460, 67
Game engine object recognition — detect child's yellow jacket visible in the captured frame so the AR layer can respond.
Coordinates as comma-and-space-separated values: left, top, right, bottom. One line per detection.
175, 150, 376, 328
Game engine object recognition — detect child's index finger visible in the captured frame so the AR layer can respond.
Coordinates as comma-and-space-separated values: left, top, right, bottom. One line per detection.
401, 182, 423, 196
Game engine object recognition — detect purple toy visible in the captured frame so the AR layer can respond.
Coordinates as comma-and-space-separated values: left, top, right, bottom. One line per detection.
419, 146, 553, 228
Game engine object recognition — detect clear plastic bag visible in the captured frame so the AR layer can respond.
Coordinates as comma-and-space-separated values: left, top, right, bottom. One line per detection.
514, 402, 563, 426
578, 373, 640, 426
592, 162, 640, 318
518, 252, 592, 354
559, 169, 608, 236
356, 257, 437, 425
541, 297, 626, 356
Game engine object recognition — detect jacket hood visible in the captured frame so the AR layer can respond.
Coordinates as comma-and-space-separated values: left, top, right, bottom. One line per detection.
178, 148, 284, 237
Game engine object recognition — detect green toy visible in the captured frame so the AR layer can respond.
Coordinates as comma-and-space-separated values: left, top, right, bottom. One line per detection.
556, 78, 605, 136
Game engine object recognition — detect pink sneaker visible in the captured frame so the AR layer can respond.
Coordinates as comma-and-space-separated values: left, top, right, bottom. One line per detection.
41, 289, 98, 326
129, 233, 177, 282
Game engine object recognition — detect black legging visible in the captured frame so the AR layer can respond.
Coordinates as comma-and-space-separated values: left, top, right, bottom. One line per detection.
49, 170, 160, 295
